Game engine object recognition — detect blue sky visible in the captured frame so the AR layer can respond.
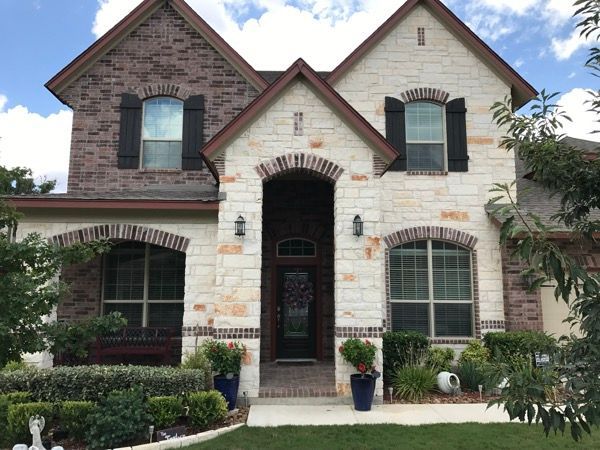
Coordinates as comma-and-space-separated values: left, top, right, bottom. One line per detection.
0, 0, 597, 191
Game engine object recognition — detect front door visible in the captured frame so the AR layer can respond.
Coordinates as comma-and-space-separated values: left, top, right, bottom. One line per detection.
276, 266, 317, 359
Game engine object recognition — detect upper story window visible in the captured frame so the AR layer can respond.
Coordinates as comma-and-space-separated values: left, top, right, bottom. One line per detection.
389, 239, 474, 337
405, 102, 445, 171
384, 95, 468, 173
142, 97, 184, 169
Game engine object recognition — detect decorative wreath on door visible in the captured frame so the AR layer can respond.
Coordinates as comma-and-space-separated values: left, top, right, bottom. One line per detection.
282, 274, 314, 310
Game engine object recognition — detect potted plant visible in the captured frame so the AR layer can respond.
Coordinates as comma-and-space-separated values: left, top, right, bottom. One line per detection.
339, 338, 379, 411
201, 339, 246, 410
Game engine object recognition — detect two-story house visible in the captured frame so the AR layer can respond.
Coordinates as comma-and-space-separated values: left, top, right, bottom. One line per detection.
11, 0, 552, 399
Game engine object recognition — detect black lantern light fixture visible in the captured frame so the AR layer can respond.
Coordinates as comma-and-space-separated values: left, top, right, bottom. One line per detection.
353, 215, 363, 237
235, 215, 246, 237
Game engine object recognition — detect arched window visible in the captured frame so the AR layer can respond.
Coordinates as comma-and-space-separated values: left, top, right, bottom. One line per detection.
142, 97, 184, 169
277, 239, 316, 257
102, 242, 185, 330
405, 101, 445, 171
389, 240, 473, 337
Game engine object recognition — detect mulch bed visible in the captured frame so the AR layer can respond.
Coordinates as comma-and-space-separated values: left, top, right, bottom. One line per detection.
382, 383, 499, 404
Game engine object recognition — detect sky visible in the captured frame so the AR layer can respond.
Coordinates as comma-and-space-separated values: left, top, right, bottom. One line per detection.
0, 0, 598, 192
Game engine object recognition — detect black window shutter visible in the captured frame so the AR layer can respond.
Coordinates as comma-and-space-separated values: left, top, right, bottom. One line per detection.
118, 93, 143, 169
446, 98, 468, 172
385, 96, 406, 171
182, 95, 204, 170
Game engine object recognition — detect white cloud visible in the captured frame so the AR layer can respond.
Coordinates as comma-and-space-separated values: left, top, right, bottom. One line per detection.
0, 105, 73, 193
465, 13, 514, 42
514, 58, 524, 68
0, 94, 7, 112
544, 0, 576, 25
92, 0, 142, 38
551, 29, 596, 61
568, 71, 576, 79
557, 88, 599, 141
473, 0, 539, 16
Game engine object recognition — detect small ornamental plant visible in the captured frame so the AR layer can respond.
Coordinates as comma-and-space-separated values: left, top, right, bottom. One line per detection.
338, 338, 377, 377
201, 340, 246, 378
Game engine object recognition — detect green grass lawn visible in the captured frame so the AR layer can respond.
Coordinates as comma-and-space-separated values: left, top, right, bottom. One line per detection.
185, 424, 600, 450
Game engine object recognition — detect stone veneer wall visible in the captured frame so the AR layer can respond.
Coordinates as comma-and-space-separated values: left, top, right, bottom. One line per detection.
60, 3, 259, 193
333, 4, 514, 338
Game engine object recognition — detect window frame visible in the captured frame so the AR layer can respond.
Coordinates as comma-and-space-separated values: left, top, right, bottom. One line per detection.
276, 238, 317, 258
140, 96, 184, 170
388, 239, 475, 338
404, 101, 447, 172
101, 242, 185, 328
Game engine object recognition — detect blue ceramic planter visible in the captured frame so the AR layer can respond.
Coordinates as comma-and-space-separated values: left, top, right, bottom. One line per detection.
214, 375, 240, 411
350, 373, 375, 411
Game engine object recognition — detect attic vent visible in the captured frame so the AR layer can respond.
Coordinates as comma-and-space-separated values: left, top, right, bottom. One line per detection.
294, 111, 304, 136
417, 27, 425, 46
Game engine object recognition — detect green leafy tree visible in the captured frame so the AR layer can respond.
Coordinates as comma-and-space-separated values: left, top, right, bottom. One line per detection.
0, 201, 109, 367
487, 0, 600, 441
0, 165, 55, 195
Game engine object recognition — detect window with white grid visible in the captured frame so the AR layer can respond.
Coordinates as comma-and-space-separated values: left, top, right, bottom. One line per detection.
102, 242, 185, 331
142, 97, 183, 169
389, 240, 473, 337
405, 102, 445, 171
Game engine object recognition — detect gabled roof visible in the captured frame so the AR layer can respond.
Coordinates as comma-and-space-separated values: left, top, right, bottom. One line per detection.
201, 58, 399, 164
327, 0, 538, 109
46, 0, 268, 103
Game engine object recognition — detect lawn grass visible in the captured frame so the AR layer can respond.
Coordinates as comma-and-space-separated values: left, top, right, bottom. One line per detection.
185, 423, 600, 449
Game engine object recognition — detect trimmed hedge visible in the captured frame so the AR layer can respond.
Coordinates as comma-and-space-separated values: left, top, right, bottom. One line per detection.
148, 396, 183, 429
382, 331, 430, 377
483, 331, 558, 362
8, 402, 56, 443
0, 392, 31, 446
0, 365, 209, 402
187, 391, 228, 428
60, 401, 97, 440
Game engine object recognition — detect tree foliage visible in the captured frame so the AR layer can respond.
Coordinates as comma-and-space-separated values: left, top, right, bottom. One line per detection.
487, 0, 600, 441
0, 165, 55, 195
0, 218, 110, 366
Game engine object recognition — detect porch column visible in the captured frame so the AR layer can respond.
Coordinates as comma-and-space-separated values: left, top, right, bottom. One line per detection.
214, 174, 263, 397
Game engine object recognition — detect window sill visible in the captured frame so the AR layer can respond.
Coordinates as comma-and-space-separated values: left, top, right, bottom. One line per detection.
406, 171, 448, 176
139, 168, 182, 173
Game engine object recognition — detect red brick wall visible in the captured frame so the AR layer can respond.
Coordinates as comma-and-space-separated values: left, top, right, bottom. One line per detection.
58, 256, 103, 322
502, 239, 600, 331
61, 3, 259, 193
260, 179, 335, 361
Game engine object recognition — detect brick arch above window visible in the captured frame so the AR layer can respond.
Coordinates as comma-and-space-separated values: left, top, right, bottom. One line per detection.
383, 226, 478, 250
136, 83, 192, 101
49, 224, 190, 253
255, 153, 344, 184
399, 88, 450, 105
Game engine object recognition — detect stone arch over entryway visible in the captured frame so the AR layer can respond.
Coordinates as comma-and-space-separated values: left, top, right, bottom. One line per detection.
50, 224, 190, 252
255, 153, 344, 184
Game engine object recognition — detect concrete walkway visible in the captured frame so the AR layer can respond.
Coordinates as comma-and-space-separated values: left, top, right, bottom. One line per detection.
247, 403, 517, 427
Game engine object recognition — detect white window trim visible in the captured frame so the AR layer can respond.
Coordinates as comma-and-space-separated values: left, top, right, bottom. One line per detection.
101, 243, 184, 327
140, 97, 184, 170
405, 101, 447, 172
389, 239, 475, 338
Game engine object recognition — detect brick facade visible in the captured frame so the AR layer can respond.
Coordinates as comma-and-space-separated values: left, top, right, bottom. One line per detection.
61, 3, 259, 193
58, 256, 103, 323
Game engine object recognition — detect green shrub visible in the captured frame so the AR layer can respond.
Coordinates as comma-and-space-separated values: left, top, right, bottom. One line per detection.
457, 360, 488, 392
0, 392, 31, 446
181, 348, 212, 385
187, 390, 228, 428
459, 340, 490, 365
2, 360, 29, 372
60, 400, 97, 440
338, 338, 377, 373
426, 347, 455, 372
86, 386, 151, 450
7, 401, 55, 443
382, 331, 430, 377
0, 365, 209, 402
392, 365, 437, 402
148, 396, 183, 429
483, 331, 557, 364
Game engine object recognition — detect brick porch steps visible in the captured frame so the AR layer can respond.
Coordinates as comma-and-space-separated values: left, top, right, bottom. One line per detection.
259, 361, 336, 399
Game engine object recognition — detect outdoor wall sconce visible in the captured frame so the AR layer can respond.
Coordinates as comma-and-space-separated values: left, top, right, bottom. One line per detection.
353, 215, 363, 237
235, 215, 246, 237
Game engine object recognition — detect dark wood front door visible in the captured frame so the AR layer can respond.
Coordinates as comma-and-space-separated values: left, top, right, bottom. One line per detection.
276, 266, 317, 359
